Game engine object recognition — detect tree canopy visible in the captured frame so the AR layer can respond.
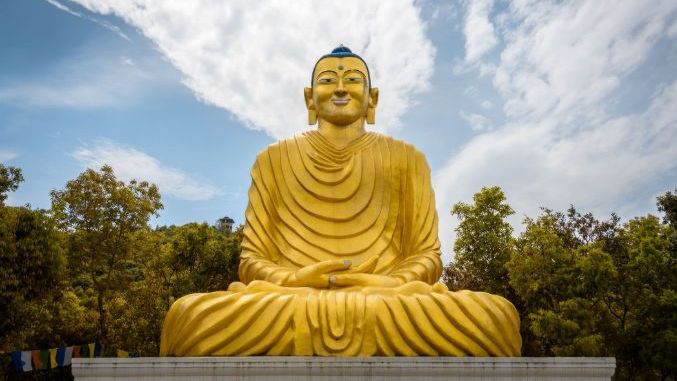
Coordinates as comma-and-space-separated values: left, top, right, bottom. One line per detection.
445, 188, 676, 380
0, 164, 23, 205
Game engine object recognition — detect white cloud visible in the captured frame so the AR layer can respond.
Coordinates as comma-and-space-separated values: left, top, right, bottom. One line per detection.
0, 150, 18, 163
66, 0, 435, 139
478, 62, 496, 77
72, 140, 222, 201
44, 0, 130, 40
481, 100, 492, 109
463, 85, 479, 97
0, 84, 118, 108
494, 0, 673, 121
459, 110, 492, 131
436, 0, 677, 262
463, 0, 498, 63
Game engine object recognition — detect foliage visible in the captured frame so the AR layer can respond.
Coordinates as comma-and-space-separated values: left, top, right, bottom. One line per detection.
0, 205, 67, 351
49, 165, 163, 347
2, 165, 245, 378
0, 164, 23, 206
507, 208, 619, 357
161, 222, 241, 296
443, 186, 515, 296
442, 187, 675, 380
657, 188, 677, 228
106, 224, 242, 356
611, 215, 675, 380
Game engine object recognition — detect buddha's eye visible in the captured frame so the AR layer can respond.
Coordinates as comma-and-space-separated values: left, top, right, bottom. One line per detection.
345, 77, 363, 83
318, 78, 336, 84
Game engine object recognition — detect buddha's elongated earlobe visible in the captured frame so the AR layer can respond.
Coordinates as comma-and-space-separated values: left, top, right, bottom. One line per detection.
366, 87, 379, 125
308, 110, 318, 125
304, 87, 317, 125
366, 109, 375, 125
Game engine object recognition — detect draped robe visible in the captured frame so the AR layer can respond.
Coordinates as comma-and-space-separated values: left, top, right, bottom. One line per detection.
160, 131, 521, 356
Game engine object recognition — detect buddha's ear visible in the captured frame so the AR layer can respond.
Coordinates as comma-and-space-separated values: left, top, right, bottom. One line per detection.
304, 87, 317, 125
366, 87, 379, 125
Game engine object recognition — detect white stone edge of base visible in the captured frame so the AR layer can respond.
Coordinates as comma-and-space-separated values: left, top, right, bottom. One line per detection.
72, 357, 616, 378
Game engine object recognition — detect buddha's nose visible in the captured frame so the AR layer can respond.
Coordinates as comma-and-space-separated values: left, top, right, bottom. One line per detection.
334, 80, 348, 97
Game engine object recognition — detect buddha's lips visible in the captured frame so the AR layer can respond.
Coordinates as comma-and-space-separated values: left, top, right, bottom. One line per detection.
332, 98, 350, 105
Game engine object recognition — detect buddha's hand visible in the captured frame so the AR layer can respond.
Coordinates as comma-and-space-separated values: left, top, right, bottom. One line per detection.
346, 253, 380, 274
329, 273, 404, 288
285, 259, 352, 288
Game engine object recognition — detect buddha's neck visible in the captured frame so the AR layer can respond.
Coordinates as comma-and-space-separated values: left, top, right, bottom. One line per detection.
317, 118, 366, 149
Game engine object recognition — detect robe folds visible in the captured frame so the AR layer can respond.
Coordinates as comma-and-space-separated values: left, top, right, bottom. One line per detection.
160, 131, 522, 356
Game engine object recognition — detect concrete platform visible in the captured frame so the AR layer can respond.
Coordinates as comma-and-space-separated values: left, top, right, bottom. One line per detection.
72, 356, 616, 380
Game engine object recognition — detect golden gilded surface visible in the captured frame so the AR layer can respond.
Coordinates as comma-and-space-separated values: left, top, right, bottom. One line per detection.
160, 51, 521, 357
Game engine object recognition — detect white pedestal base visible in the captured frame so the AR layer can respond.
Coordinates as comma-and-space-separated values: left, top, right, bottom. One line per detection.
73, 357, 615, 380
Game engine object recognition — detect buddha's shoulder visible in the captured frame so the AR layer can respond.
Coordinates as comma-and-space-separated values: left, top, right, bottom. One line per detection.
369, 133, 430, 165
253, 135, 298, 159
374, 133, 425, 153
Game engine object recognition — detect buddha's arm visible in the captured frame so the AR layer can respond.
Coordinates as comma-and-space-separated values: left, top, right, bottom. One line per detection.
388, 149, 443, 284
239, 244, 351, 288
238, 247, 294, 285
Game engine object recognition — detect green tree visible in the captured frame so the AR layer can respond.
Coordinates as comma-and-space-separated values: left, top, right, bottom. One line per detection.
106, 229, 167, 356
0, 206, 66, 351
657, 188, 677, 228
444, 186, 515, 296
507, 209, 618, 357
106, 223, 242, 356
611, 214, 675, 380
161, 222, 240, 297
507, 203, 675, 380
657, 188, 677, 259
50, 165, 162, 347
0, 164, 23, 205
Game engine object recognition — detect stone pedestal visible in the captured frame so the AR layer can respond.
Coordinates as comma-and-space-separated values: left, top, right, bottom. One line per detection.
73, 357, 615, 380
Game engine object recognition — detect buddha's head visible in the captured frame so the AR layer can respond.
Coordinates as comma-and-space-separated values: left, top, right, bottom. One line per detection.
304, 46, 379, 126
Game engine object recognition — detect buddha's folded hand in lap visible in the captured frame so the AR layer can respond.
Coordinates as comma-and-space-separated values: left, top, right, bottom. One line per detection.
160, 47, 522, 357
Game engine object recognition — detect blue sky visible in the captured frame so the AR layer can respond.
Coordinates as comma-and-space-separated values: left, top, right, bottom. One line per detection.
2, 0, 676, 262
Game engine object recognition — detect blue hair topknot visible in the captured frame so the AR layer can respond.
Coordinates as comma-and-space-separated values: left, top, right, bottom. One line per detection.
328, 45, 355, 57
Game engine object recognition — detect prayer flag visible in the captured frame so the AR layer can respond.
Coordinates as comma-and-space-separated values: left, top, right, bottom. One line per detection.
49, 348, 57, 369
21, 351, 32, 371
63, 347, 73, 366
94, 341, 101, 357
12, 351, 32, 371
117, 349, 129, 358
11, 352, 20, 371
73, 346, 81, 358
31, 350, 42, 370
56, 347, 67, 367
40, 350, 49, 369
87, 343, 95, 358
80, 344, 89, 358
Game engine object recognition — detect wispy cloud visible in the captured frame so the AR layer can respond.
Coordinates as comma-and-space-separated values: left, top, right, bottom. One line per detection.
0, 149, 19, 163
436, 0, 677, 259
464, 0, 498, 63
44, 0, 129, 40
0, 83, 117, 108
66, 0, 436, 139
0, 53, 172, 108
72, 140, 222, 201
459, 110, 492, 131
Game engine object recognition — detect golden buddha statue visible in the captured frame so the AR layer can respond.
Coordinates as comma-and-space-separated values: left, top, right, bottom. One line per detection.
160, 46, 521, 357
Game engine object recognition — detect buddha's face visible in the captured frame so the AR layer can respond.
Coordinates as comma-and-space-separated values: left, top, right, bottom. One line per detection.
305, 57, 377, 126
